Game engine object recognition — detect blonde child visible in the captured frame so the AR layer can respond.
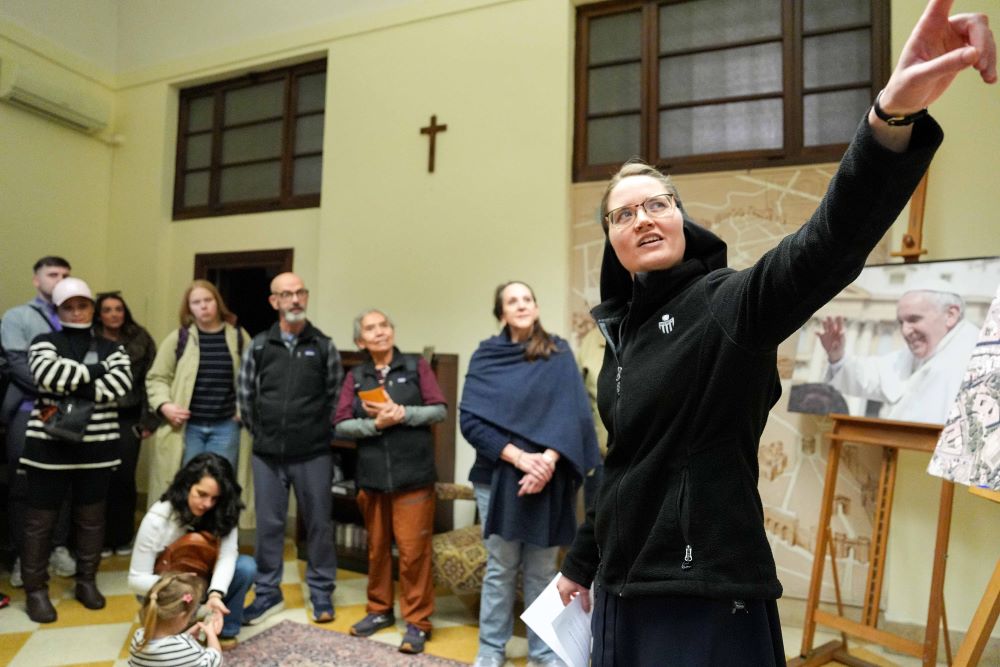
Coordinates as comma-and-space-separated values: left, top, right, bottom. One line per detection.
129, 572, 222, 667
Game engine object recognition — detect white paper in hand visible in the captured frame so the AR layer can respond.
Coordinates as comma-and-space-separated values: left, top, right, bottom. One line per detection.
520, 573, 592, 667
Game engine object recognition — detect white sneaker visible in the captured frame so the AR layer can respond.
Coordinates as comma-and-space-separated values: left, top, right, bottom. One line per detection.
9, 558, 23, 588
101, 548, 113, 559
115, 545, 133, 556
472, 656, 505, 667
49, 546, 77, 577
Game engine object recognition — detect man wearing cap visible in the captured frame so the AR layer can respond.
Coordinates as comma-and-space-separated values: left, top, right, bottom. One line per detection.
1, 256, 77, 588
818, 288, 981, 424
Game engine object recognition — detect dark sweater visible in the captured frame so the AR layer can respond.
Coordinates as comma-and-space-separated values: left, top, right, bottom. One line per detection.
560, 116, 943, 600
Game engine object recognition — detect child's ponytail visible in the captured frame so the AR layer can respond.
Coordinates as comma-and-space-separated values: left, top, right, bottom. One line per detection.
135, 572, 206, 652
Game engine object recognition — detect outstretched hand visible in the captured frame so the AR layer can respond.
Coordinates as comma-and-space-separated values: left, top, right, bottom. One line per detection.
881, 0, 995, 116
816, 316, 846, 364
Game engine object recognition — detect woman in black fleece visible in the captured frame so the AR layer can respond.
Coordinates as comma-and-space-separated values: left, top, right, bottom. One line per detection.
556, 2, 996, 665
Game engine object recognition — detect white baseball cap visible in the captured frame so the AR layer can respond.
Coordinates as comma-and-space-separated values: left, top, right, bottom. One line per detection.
52, 277, 94, 306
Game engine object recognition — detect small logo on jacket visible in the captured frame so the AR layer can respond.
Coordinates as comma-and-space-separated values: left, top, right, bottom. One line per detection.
658, 314, 675, 334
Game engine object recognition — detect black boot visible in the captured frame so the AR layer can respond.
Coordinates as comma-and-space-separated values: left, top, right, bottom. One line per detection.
73, 502, 106, 610
22, 508, 58, 623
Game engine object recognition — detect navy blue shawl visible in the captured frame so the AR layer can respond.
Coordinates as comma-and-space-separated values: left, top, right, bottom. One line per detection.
461, 333, 599, 479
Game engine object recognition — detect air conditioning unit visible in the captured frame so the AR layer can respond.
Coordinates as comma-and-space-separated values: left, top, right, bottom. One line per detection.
0, 59, 111, 134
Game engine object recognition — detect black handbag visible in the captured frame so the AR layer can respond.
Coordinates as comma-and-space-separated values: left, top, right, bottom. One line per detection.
39, 339, 98, 443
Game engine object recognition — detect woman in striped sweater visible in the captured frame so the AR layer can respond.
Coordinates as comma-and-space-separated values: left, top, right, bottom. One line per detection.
20, 277, 132, 623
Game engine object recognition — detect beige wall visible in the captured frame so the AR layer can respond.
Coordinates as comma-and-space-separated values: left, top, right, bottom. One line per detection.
0, 23, 117, 307
1, 0, 997, 639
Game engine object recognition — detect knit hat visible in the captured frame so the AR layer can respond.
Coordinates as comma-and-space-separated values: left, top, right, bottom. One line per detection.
52, 277, 94, 306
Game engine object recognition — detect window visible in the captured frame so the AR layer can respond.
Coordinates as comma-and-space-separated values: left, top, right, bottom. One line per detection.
174, 59, 326, 219
574, 0, 890, 180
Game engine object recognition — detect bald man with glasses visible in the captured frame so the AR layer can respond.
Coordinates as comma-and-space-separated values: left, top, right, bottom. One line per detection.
237, 272, 343, 625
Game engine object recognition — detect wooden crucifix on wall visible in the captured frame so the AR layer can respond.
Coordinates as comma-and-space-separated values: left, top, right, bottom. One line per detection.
420, 114, 447, 173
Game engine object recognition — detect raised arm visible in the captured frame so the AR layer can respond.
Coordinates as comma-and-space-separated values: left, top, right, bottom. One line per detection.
712, 2, 995, 349
870, 0, 996, 152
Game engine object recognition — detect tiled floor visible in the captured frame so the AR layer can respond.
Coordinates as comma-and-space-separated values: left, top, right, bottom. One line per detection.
0, 541, 927, 666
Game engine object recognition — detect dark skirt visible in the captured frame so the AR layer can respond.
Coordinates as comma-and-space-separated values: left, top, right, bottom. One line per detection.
483, 456, 577, 548
591, 587, 786, 666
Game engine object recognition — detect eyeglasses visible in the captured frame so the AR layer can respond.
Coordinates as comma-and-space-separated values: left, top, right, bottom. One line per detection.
272, 288, 309, 301
604, 193, 677, 229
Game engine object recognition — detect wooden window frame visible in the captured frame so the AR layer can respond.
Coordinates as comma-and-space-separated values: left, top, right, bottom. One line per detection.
173, 59, 326, 220
574, 0, 891, 181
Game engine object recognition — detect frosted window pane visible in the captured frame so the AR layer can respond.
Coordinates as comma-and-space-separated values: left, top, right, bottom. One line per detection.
293, 156, 322, 195
803, 89, 870, 146
660, 100, 782, 158
295, 115, 324, 154
188, 96, 213, 132
661, 43, 781, 105
589, 64, 641, 114
804, 0, 870, 31
221, 121, 283, 164
219, 162, 281, 202
660, 0, 780, 53
184, 172, 209, 207
297, 72, 326, 113
224, 81, 284, 125
588, 115, 640, 165
186, 134, 211, 169
589, 12, 641, 64
804, 30, 871, 88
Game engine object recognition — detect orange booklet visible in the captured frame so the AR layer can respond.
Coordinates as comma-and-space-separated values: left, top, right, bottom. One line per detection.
358, 387, 390, 403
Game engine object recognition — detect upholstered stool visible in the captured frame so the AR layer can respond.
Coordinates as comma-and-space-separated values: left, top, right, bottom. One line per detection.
431, 483, 486, 596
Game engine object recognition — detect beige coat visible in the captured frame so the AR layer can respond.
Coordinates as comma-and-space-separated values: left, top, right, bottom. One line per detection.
145, 323, 255, 529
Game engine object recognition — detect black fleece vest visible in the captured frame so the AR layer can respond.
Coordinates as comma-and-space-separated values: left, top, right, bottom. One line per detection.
351, 352, 436, 492
252, 324, 331, 460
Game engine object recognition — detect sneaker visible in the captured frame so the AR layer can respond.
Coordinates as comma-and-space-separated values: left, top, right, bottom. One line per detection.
350, 611, 395, 637
399, 623, 430, 654
115, 544, 133, 556
10, 558, 23, 588
242, 593, 284, 625
49, 546, 76, 577
472, 655, 505, 667
219, 635, 239, 651
101, 547, 113, 559
312, 600, 335, 623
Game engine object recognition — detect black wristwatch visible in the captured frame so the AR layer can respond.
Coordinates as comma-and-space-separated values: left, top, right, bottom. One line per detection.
872, 89, 927, 126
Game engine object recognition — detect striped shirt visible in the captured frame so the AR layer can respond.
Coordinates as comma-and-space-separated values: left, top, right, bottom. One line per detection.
23, 330, 132, 470
188, 330, 236, 421
128, 629, 221, 667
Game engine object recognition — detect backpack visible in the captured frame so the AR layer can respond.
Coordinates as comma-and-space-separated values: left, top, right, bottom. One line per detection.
0, 306, 55, 422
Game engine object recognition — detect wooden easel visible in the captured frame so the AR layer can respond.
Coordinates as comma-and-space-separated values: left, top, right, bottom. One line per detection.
952, 486, 1000, 666
789, 414, 949, 667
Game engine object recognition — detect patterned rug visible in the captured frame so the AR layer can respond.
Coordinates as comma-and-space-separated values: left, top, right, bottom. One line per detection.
224, 620, 468, 666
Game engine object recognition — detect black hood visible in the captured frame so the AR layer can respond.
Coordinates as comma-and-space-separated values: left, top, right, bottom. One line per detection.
598, 202, 729, 303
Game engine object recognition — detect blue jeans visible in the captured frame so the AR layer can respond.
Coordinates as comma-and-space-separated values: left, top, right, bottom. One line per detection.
474, 483, 559, 664
222, 554, 257, 636
183, 418, 240, 469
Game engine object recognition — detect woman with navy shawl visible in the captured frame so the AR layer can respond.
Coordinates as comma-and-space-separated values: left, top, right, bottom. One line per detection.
461, 281, 598, 667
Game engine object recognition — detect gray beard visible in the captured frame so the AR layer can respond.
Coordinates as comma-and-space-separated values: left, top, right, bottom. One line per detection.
284, 309, 308, 323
